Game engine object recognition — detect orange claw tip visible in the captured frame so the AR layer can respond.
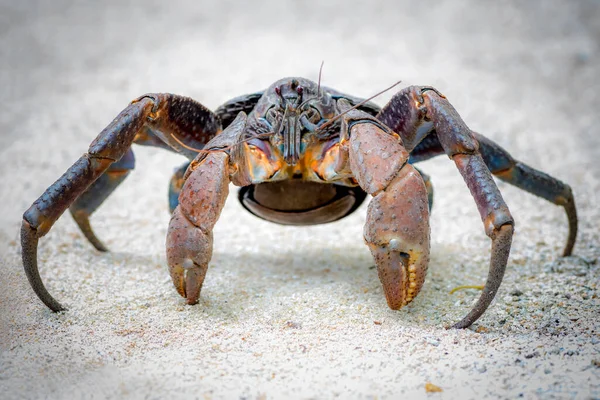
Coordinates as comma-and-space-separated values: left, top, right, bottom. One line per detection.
368, 243, 427, 310
168, 258, 207, 306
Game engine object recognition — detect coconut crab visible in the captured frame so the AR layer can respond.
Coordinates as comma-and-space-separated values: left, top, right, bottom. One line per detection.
21, 77, 577, 328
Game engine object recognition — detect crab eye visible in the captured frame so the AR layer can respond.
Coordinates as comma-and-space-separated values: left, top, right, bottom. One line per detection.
275, 87, 281, 96
296, 86, 303, 95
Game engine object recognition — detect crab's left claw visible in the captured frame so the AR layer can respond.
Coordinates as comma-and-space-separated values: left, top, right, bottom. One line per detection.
364, 165, 431, 309
343, 116, 431, 309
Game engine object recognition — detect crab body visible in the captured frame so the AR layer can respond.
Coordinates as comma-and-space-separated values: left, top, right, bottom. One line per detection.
21, 77, 578, 328
234, 78, 374, 225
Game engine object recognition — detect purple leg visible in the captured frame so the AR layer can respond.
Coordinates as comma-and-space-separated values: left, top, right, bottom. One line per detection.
379, 86, 516, 328
407, 131, 577, 256
22, 93, 221, 311
167, 162, 190, 214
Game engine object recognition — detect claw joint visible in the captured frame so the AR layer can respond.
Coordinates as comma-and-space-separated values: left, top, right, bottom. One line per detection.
132, 94, 160, 120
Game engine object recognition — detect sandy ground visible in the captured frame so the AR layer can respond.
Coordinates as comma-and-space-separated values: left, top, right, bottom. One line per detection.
1, 1, 599, 399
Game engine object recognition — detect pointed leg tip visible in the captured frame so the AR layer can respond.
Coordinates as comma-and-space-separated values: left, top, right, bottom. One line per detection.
450, 319, 472, 329
561, 198, 577, 258
70, 210, 110, 252
93, 243, 110, 253
50, 304, 68, 313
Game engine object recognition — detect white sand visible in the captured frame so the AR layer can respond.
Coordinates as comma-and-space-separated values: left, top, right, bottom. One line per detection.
1, 1, 599, 398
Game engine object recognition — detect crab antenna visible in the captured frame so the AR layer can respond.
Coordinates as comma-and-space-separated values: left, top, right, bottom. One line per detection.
317, 60, 324, 98
170, 131, 275, 155
316, 79, 403, 133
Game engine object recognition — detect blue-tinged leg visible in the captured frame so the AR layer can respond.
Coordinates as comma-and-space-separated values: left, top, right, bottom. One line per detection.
474, 133, 577, 257
69, 149, 135, 251
168, 162, 190, 214
22, 93, 222, 312
407, 131, 577, 256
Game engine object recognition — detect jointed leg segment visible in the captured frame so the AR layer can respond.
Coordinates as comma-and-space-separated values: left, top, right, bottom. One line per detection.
22, 94, 221, 311
69, 149, 136, 251
475, 134, 577, 256
401, 102, 577, 256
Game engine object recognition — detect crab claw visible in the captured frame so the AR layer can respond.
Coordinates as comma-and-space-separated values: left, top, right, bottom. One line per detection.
166, 206, 212, 304
169, 260, 208, 305
368, 238, 429, 309
364, 165, 430, 309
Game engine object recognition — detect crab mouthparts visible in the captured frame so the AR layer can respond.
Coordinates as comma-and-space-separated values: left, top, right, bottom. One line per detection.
282, 115, 302, 165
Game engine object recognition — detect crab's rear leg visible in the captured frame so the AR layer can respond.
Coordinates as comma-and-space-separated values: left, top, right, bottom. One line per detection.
414, 167, 434, 212
474, 134, 577, 256
408, 132, 577, 256
22, 94, 221, 311
168, 162, 190, 214
68, 149, 136, 251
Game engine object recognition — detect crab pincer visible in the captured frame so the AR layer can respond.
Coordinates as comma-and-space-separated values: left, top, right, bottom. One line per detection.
166, 151, 230, 304
339, 104, 431, 310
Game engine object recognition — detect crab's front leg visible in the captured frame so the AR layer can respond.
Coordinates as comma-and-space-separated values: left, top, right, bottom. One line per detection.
341, 118, 431, 309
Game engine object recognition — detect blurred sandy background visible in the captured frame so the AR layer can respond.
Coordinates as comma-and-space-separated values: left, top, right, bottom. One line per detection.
1, 1, 599, 399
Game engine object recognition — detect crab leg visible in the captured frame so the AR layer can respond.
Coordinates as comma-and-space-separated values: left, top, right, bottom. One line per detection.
383, 88, 577, 256
166, 152, 230, 304
474, 133, 577, 256
413, 166, 434, 212
68, 149, 136, 252
22, 94, 221, 311
167, 162, 191, 214
378, 86, 516, 328
423, 89, 518, 329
